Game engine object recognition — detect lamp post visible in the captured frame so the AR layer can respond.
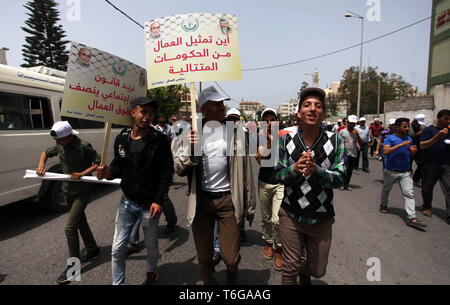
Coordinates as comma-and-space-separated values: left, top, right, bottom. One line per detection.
345, 11, 364, 118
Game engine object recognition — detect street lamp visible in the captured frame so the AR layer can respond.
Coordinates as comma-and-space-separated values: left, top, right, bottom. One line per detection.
345, 11, 364, 118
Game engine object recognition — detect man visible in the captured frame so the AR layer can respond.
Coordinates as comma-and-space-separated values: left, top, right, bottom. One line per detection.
337, 118, 347, 133
370, 118, 383, 157
219, 17, 231, 35
419, 109, 450, 224
256, 108, 284, 271
332, 119, 342, 133
149, 21, 161, 39
355, 117, 370, 172
379, 118, 426, 231
97, 97, 173, 285
275, 87, 347, 285
376, 118, 396, 168
174, 86, 256, 285
77, 47, 92, 67
410, 114, 426, 187
339, 115, 361, 189
36, 121, 101, 284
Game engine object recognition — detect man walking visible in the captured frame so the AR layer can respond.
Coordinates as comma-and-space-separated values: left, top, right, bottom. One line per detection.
355, 117, 370, 172
275, 87, 347, 285
97, 97, 174, 285
379, 118, 427, 231
174, 86, 256, 285
339, 115, 361, 189
419, 109, 450, 224
370, 118, 383, 157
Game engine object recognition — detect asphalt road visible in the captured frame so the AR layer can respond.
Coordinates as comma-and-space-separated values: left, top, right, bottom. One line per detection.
0, 156, 448, 285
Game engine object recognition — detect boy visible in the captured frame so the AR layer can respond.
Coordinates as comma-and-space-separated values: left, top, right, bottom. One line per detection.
36, 121, 101, 284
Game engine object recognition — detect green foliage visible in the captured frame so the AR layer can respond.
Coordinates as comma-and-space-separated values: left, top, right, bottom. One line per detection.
147, 85, 189, 118
21, 0, 69, 70
338, 66, 417, 116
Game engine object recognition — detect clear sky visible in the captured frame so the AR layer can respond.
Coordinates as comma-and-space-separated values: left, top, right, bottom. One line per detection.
0, 0, 433, 110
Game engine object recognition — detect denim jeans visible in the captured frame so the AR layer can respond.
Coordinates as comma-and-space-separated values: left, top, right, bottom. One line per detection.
381, 169, 416, 219
111, 194, 160, 285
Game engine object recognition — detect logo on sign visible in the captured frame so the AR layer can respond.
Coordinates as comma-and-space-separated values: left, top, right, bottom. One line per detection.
112, 61, 127, 77
182, 17, 199, 32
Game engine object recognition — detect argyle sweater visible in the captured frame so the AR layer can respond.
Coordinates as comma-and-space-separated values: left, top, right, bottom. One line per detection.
275, 128, 347, 223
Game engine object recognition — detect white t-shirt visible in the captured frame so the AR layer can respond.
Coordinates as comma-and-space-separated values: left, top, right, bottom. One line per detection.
355, 125, 370, 143
200, 121, 230, 192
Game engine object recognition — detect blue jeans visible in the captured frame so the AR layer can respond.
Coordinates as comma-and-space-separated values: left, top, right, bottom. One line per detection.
111, 194, 160, 285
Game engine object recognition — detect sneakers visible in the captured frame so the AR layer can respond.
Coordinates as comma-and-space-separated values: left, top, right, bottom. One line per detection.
263, 242, 274, 260
80, 248, 100, 264
273, 248, 283, 271
143, 272, 159, 285
56, 266, 78, 284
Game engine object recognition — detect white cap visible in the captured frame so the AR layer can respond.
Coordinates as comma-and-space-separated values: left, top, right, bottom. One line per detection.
374, 118, 379, 121
348, 115, 358, 123
415, 113, 426, 125
50, 121, 79, 139
389, 118, 396, 125
226, 108, 241, 118
327, 121, 332, 125
338, 119, 343, 123
198, 86, 230, 108
260, 107, 277, 120
359, 117, 366, 121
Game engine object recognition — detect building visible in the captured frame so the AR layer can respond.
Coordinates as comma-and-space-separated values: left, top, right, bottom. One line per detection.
427, 0, 450, 94
239, 100, 265, 120
277, 99, 297, 119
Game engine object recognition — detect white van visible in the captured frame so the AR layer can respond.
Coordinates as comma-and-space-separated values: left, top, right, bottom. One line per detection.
0, 64, 121, 211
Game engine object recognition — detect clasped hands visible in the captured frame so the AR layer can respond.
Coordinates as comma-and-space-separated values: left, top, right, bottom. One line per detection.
293, 150, 316, 177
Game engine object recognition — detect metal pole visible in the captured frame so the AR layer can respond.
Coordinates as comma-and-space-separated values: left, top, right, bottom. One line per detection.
357, 17, 363, 118
377, 77, 380, 118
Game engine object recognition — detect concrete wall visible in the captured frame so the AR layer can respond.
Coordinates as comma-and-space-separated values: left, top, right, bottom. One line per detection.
384, 95, 435, 126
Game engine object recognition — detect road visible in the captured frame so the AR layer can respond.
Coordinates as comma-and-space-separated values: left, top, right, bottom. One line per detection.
0, 156, 448, 285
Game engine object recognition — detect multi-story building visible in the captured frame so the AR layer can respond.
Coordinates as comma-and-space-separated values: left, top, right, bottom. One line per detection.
277, 99, 297, 119
239, 100, 265, 120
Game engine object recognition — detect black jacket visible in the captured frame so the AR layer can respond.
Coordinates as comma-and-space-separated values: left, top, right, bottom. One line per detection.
108, 127, 174, 207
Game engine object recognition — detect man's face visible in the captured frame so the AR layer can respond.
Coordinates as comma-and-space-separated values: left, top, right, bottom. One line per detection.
348, 122, 356, 130
297, 96, 325, 127
437, 115, 450, 129
397, 122, 410, 135
201, 100, 225, 122
78, 48, 92, 64
150, 22, 160, 35
55, 135, 75, 146
374, 120, 379, 126
132, 105, 154, 129
181, 115, 187, 121
359, 121, 366, 127
158, 116, 166, 125
263, 113, 277, 130
220, 21, 228, 29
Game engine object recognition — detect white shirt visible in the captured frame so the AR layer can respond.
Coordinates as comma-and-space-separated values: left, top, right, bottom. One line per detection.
200, 121, 230, 192
355, 125, 370, 143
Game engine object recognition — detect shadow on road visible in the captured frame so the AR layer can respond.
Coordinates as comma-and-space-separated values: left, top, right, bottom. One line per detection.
81, 245, 113, 274
240, 229, 265, 247
0, 274, 7, 284
158, 225, 190, 253
0, 184, 119, 242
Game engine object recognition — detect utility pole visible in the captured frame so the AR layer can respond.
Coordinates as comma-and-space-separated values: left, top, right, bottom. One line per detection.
377, 77, 381, 118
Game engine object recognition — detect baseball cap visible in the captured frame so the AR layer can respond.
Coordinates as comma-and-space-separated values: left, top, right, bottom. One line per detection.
198, 86, 230, 108
295, 87, 326, 112
226, 108, 241, 118
338, 119, 343, 123
50, 121, 79, 139
374, 118, 379, 122
359, 117, 366, 121
260, 108, 277, 120
389, 118, 396, 125
133, 97, 158, 109
348, 115, 358, 123
415, 113, 426, 125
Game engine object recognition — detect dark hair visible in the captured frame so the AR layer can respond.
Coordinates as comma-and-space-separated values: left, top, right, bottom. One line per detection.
437, 109, 450, 118
299, 92, 327, 113
395, 118, 410, 126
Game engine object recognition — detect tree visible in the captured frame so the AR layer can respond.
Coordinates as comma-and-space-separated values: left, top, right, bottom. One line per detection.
338, 66, 417, 116
148, 85, 189, 119
21, 0, 69, 70
325, 92, 340, 116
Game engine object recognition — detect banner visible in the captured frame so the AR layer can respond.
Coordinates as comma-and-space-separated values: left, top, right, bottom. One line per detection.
23, 170, 121, 185
61, 42, 148, 126
144, 13, 242, 88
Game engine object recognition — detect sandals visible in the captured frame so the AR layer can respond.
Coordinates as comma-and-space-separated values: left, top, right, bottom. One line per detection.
421, 209, 432, 217
406, 218, 427, 231
379, 205, 389, 214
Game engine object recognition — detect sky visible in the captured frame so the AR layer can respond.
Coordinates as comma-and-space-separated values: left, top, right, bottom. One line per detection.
0, 0, 433, 110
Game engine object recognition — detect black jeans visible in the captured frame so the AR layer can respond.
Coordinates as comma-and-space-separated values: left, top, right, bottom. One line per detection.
356, 142, 369, 170
345, 156, 357, 187
421, 163, 450, 216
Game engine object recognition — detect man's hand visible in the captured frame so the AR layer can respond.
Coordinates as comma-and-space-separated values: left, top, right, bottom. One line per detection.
188, 130, 200, 155
293, 150, 316, 176
401, 140, 411, 147
71, 172, 83, 180
438, 128, 448, 138
149, 203, 162, 219
36, 164, 46, 176
96, 165, 111, 180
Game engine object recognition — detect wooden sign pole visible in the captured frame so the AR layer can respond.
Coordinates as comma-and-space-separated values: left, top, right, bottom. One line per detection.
189, 82, 197, 131
100, 122, 112, 167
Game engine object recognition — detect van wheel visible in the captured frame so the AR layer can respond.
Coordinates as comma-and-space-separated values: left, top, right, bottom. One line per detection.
41, 181, 68, 212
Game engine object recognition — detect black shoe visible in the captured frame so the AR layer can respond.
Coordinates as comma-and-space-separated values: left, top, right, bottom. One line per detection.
126, 246, 140, 257
299, 275, 311, 285
143, 272, 159, 285
56, 266, 78, 284
226, 270, 239, 285
363, 168, 370, 173
165, 224, 177, 234
80, 248, 100, 264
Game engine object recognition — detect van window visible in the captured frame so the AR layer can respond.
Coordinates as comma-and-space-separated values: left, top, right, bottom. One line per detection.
0, 91, 53, 129
59, 99, 104, 129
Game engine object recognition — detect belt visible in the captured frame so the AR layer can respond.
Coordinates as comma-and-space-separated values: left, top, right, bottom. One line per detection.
202, 190, 231, 199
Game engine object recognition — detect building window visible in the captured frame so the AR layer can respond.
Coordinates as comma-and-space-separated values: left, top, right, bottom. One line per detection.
0, 91, 53, 129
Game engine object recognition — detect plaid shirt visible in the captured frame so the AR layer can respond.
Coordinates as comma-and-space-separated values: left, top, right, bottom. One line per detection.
275, 128, 347, 224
